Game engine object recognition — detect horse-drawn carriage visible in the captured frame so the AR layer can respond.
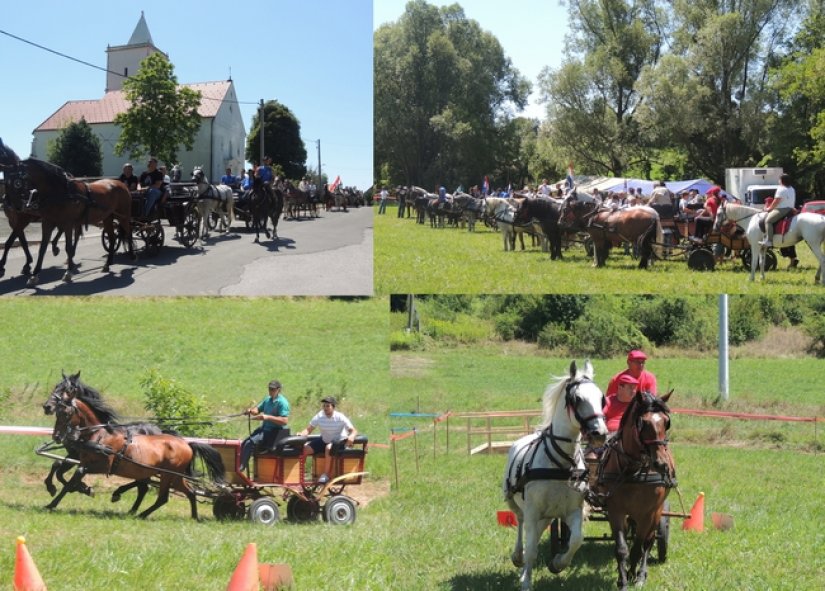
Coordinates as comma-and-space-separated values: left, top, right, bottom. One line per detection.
103, 183, 201, 257
206, 432, 369, 525
37, 373, 368, 526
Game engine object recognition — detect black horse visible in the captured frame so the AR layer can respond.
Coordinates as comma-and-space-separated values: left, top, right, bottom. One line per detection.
514, 197, 566, 260
248, 177, 283, 243
0, 139, 68, 278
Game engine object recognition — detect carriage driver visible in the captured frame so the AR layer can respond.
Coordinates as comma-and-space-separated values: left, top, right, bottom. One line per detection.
298, 396, 357, 484
605, 349, 658, 398
240, 380, 290, 474
138, 157, 165, 218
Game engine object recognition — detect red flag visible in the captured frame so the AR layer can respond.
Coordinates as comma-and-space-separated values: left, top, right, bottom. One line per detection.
329, 175, 341, 192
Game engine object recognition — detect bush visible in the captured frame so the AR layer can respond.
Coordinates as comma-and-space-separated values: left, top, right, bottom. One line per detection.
140, 369, 213, 436
802, 315, 825, 358
632, 297, 714, 347
424, 314, 493, 344
390, 329, 425, 351
729, 298, 766, 345
567, 307, 650, 358
537, 323, 569, 350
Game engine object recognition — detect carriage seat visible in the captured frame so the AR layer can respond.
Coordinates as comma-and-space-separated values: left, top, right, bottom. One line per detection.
268, 434, 307, 458
330, 435, 369, 458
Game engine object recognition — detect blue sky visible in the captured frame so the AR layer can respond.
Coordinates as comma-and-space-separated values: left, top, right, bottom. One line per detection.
0, 0, 373, 189
373, 0, 569, 119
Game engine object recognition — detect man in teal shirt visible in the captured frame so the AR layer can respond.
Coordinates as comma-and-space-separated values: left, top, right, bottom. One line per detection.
240, 379, 290, 472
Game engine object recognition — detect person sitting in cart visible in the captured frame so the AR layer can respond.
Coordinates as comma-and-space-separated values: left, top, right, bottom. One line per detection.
605, 349, 658, 398
604, 373, 640, 433
221, 167, 238, 188
240, 380, 290, 474
118, 163, 138, 191
691, 186, 722, 241
138, 157, 165, 218
298, 396, 357, 484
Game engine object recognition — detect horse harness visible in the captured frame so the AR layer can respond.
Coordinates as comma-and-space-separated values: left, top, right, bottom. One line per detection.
506, 378, 603, 499
4, 161, 101, 220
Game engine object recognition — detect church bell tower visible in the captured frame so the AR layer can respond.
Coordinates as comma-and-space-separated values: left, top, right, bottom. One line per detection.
104, 11, 166, 92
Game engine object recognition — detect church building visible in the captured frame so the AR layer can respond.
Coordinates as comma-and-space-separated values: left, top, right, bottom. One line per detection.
31, 12, 246, 181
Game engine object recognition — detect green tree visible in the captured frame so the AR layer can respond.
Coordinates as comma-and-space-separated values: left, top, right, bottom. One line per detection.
538, 0, 665, 177
47, 118, 102, 176
374, 0, 530, 189
114, 52, 202, 165
767, 8, 825, 197
245, 100, 307, 180
635, 0, 796, 183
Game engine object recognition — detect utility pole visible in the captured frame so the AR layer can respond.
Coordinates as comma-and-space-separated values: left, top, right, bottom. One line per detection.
718, 294, 729, 402
258, 99, 265, 164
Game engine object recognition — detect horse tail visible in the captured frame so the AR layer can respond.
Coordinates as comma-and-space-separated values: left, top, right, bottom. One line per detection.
188, 442, 226, 483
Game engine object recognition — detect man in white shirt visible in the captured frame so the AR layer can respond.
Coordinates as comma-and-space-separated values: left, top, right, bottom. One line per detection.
761, 174, 796, 246
298, 396, 357, 484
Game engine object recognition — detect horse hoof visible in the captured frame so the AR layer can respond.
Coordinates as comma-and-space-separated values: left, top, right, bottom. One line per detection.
26, 275, 39, 287
111, 493, 120, 503
102, 265, 110, 273
62, 273, 73, 283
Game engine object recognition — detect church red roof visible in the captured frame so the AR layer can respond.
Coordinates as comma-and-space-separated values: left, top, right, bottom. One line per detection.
34, 81, 233, 131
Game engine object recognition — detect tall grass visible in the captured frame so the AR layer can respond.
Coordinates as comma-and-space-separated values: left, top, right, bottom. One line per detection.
375, 211, 824, 294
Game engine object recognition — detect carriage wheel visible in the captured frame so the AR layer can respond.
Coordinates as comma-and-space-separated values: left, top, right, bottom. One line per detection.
286, 495, 319, 523
247, 497, 280, 526
206, 211, 218, 231
100, 223, 122, 254
740, 248, 777, 271
144, 222, 164, 257
687, 248, 715, 271
656, 500, 670, 563
212, 494, 245, 521
179, 208, 201, 248
322, 495, 357, 525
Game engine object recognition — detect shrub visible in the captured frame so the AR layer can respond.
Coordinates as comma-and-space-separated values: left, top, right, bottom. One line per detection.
567, 307, 650, 358
802, 315, 825, 358
728, 298, 766, 345
424, 314, 493, 344
140, 369, 213, 436
537, 323, 569, 350
390, 329, 425, 351
632, 297, 714, 347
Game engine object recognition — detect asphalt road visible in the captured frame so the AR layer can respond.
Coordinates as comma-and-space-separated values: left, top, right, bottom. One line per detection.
0, 206, 373, 296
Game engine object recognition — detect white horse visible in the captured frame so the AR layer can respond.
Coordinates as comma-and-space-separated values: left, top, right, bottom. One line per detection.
191, 166, 235, 243
492, 200, 517, 250
714, 201, 825, 284
503, 360, 607, 591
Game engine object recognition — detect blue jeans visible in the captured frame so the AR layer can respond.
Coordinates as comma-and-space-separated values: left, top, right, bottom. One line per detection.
143, 187, 162, 218
240, 427, 280, 471
378, 199, 387, 214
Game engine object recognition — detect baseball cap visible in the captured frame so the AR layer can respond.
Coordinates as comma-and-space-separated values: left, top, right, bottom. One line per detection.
321, 396, 337, 406
627, 350, 648, 362
268, 380, 282, 390
706, 186, 721, 196
617, 373, 639, 386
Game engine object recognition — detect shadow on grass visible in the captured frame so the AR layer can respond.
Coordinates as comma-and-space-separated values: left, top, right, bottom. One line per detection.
447, 536, 617, 590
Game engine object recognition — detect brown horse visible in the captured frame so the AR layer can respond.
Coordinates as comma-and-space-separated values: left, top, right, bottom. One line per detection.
560, 194, 664, 268
596, 391, 676, 590
4, 157, 134, 286
50, 391, 224, 520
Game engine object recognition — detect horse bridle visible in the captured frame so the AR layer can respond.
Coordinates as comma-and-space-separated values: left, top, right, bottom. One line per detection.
564, 378, 606, 428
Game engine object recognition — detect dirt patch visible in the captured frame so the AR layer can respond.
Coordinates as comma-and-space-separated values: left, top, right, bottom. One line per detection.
731, 325, 811, 358
390, 354, 434, 378
346, 478, 390, 508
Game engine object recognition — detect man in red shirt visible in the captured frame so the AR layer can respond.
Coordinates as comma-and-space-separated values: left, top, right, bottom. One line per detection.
604, 373, 639, 433
606, 349, 658, 397
692, 186, 722, 240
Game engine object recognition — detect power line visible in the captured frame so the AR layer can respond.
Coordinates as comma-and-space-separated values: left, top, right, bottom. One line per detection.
0, 28, 260, 106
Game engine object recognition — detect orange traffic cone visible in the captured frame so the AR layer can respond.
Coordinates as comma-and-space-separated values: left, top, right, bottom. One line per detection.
14, 536, 47, 591
496, 510, 518, 527
682, 491, 705, 532
259, 563, 294, 591
226, 543, 259, 591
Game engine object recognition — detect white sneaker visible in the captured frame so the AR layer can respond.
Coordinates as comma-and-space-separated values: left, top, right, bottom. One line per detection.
317, 473, 329, 484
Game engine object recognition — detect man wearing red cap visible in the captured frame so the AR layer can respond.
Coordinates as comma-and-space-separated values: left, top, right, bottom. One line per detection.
604, 373, 640, 432
606, 349, 658, 398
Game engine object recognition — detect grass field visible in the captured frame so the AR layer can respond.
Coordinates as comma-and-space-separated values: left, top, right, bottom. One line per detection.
1, 300, 823, 589
374, 206, 825, 294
